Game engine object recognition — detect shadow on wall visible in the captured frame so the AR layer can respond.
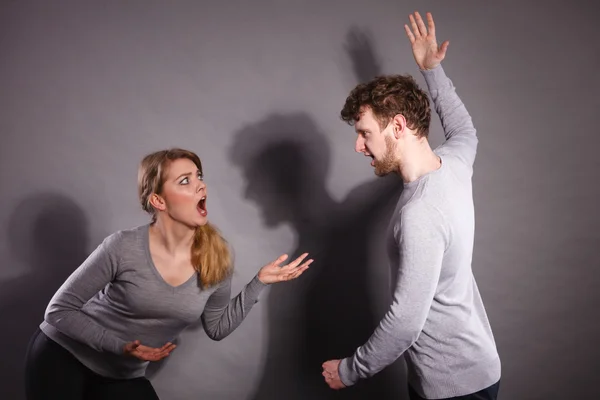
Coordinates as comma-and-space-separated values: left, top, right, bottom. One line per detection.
0, 193, 90, 400
229, 116, 404, 400
344, 26, 383, 84
226, 27, 406, 400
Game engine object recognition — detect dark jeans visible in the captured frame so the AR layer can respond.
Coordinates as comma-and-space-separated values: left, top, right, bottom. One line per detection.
24, 328, 159, 400
409, 380, 500, 400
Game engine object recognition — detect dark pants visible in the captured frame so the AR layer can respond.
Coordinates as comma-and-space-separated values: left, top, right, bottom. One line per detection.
409, 380, 500, 400
24, 328, 159, 400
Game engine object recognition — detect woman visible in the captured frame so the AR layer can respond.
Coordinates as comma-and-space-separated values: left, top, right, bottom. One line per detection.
24, 148, 313, 399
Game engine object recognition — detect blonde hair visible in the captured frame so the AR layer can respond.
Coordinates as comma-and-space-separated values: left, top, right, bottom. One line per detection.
138, 148, 232, 287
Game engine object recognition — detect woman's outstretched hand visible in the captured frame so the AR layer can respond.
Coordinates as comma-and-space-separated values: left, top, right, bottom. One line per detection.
258, 253, 313, 284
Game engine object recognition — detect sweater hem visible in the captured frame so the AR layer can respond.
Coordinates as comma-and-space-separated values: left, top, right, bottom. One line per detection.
408, 355, 501, 399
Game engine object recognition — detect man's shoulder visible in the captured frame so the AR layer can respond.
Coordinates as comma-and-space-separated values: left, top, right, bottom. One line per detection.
398, 199, 445, 231
392, 199, 448, 247
432, 149, 475, 184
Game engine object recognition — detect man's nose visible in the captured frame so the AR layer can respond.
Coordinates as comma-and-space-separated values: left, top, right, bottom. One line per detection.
355, 136, 365, 153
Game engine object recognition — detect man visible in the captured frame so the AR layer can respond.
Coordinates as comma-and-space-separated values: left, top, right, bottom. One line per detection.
322, 11, 501, 400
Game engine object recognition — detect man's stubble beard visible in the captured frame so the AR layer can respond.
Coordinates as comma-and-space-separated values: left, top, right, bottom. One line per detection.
374, 135, 399, 177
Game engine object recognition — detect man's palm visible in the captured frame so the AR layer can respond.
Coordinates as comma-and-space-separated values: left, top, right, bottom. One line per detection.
404, 12, 449, 70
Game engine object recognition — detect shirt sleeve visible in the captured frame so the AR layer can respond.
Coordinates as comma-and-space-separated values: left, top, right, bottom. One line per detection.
43, 232, 129, 355
421, 64, 478, 167
201, 273, 268, 340
338, 202, 447, 386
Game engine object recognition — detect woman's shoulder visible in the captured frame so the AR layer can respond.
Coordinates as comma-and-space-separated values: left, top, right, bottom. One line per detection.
100, 223, 149, 255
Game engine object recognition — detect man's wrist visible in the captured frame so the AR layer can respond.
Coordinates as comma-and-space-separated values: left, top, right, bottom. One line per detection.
419, 62, 442, 71
338, 357, 360, 387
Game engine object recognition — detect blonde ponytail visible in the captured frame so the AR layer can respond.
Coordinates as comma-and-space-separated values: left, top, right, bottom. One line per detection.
193, 222, 232, 287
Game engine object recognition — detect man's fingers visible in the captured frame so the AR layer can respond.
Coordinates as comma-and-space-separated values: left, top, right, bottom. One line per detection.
414, 12, 428, 36
404, 24, 415, 43
409, 14, 421, 38
439, 40, 449, 57
426, 12, 435, 36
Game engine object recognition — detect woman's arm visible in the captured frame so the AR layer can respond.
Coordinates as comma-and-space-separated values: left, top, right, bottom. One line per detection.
44, 233, 128, 355
201, 253, 312, 340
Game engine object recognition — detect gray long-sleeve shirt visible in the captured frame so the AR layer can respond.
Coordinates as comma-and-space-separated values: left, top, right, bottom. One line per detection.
338, 65, 501, 398
40, 224, 267, 379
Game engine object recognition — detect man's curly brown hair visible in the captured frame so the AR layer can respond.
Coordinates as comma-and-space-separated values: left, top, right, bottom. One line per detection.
340, 74, 431, 138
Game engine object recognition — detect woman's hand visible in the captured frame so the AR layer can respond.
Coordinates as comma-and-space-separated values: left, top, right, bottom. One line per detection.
123, 340, 176, 361
258, 253, 313, 284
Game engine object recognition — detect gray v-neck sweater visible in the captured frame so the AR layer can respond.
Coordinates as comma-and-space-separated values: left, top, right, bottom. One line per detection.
338, 65, 501, 398
40, 224, 267, 379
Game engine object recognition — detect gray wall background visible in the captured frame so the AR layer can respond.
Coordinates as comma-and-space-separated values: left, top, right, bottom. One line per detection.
1, 1, 599, 399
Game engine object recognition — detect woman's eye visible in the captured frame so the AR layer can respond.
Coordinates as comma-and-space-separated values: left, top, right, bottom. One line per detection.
198, 173, 204, 181
180, 178, 189, 185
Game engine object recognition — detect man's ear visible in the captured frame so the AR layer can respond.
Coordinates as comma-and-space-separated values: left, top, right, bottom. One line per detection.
392, 114, 407, 139
149, 193, 166, 212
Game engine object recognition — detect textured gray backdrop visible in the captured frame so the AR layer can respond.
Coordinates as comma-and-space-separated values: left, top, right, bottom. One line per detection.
1, 1, 599, 399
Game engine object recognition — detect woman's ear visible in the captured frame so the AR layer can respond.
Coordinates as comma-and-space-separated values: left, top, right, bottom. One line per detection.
149, 193, 166, 212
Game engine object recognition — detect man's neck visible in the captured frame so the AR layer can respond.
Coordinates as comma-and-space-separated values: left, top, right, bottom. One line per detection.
397, 143, 441, 184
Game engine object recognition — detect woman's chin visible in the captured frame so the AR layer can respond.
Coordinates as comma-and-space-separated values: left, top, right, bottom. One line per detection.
194, 216, 209, 226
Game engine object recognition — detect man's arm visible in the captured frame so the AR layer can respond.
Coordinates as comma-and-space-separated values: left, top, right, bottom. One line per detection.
406, 11, 478, 167
337, 201, 447, 386
422, 66, 478, 167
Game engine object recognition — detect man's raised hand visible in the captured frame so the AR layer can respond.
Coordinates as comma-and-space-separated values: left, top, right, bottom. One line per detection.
404, 11, 449, 70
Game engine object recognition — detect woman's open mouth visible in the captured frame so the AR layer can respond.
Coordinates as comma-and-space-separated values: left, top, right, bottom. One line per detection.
197, 196, 207, 217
